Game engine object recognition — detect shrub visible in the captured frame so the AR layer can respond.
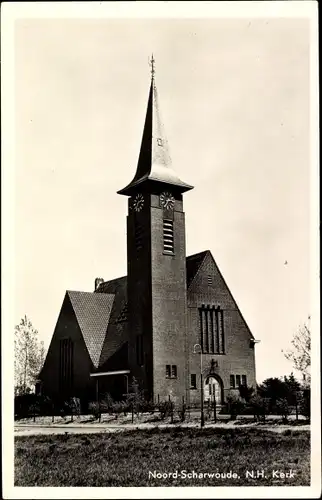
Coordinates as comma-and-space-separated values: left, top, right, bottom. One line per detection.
249, 394, 270, 422
88, 402, 100, 420
226, 392, 245, 420
178, 403, 186, 422
275, 398, 291, 424
238, 384, 254, 403
158, 401, 172, 420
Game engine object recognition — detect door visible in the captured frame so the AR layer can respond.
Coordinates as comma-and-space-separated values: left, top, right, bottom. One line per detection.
204, 376, 221, 404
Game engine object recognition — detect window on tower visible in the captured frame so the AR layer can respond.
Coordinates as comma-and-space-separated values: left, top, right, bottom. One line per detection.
135, 222, 143, 251
165, 364, 177, 379
199, 305, 225, 354
163, 219, 174, 254
190, 374, 197, 389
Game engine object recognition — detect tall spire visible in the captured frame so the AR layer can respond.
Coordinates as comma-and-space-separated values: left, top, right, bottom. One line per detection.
117, 57, 193, 196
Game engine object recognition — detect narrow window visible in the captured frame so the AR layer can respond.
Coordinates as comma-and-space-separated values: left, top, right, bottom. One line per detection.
163, 219, 174, 253
236, 375, 241, 387
230, 375, 235, 388
242, 375, 247, 386
165, 365, 171, 378
191, 374, 197, 389
136, 335, 144, 366
199, 305, 217, 354
135, 222, 143, 251
171, 365, 177, 378
59, 338, 73, 394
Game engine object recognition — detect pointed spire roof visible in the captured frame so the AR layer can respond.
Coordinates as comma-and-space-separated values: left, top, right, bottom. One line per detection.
118, 58, 193, 196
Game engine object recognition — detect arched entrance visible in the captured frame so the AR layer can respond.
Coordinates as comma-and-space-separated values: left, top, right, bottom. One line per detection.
204, 375, 222, 404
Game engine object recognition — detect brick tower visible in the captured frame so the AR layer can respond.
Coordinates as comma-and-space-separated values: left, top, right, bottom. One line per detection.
117, 58, 194, 402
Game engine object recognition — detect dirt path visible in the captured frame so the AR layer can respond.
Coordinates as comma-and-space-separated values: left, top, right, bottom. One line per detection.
15, 421, 310, 436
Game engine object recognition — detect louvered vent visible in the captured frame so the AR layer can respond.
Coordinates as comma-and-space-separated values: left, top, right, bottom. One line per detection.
135, 223, 143, 251
117, 303, 128, 323
163, 219, 174, 253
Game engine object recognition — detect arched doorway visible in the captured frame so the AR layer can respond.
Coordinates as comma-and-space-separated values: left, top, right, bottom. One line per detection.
204, 376, 222, 404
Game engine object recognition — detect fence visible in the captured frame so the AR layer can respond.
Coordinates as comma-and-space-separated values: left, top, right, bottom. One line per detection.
14, 390, 310, 424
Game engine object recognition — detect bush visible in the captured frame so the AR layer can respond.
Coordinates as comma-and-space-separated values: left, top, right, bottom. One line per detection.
15, 394, 53, 419
88, 402, 100, 420
275, 398, 291, 424
238, 384, 254, 403
178, 403, 186, 422
249, 394, 270, 422
157, 401, 173, 420
226, 392, 245, 420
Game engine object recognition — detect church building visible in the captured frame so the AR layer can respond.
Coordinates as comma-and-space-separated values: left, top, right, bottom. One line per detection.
40, 61, 257, 407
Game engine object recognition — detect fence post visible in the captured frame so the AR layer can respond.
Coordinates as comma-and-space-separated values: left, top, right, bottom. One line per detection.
295, 393, 299, 422
213, 399, 217, 423
52, 404, 54, 423
131, 403, 134, 424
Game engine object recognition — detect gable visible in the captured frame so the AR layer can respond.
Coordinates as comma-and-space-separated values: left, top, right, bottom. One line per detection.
187, 250, 254, 340
68, 291, 115, 367
40, 293, 95, 387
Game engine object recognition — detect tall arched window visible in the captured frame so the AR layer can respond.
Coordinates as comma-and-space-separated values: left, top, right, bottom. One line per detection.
199, 305, 225, 354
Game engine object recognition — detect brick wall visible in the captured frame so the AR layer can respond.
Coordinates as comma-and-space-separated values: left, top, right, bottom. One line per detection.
186, 251, 257, 405
150, 193, 188, 403
40, 294, 95, 402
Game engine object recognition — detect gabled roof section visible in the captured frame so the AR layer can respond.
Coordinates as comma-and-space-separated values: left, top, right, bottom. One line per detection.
117, 75, 193, 196
186, 250, 209, 288
67, 291, 115, 367
187, 250, 255, 340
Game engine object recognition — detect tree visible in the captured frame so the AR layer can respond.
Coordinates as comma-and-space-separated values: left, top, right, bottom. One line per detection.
238, 384, 254, 403
14, 316, 45, 395
283, 373, 301, 405
283, 322, 311, 385
257, 377, 289, 409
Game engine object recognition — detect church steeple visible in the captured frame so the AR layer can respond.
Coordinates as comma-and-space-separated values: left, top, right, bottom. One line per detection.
117, 57, 193, 196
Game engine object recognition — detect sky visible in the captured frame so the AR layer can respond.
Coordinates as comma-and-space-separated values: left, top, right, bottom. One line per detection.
10, 6, 317, 384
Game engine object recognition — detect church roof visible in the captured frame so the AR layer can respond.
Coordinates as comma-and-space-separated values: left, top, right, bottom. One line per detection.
67, 291, 114, 368
65, 252, 208, 368
186, 250, 209, 288
62, 249, 254, 370
117, 74, 193, 196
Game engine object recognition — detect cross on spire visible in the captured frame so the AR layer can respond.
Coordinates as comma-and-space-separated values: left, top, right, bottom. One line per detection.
149, 54, 155, 81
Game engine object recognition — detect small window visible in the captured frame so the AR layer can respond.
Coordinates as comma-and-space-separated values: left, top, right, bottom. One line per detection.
171, 365, 177, 378
207, 275, 212, 285
242, 375, 247, 386
191, 374, 197, 389
135, 223, 143, 251
230, 375, 235, 388
236, 375, 241, 387
166, 365, 171, 378
163, 219, 174, 254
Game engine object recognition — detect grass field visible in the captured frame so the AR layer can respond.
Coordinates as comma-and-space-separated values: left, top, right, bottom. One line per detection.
15, 427, 310, 487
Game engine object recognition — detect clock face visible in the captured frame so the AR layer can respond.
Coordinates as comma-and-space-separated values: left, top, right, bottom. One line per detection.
131, 193, 144, 212
160, 191, 175, 210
